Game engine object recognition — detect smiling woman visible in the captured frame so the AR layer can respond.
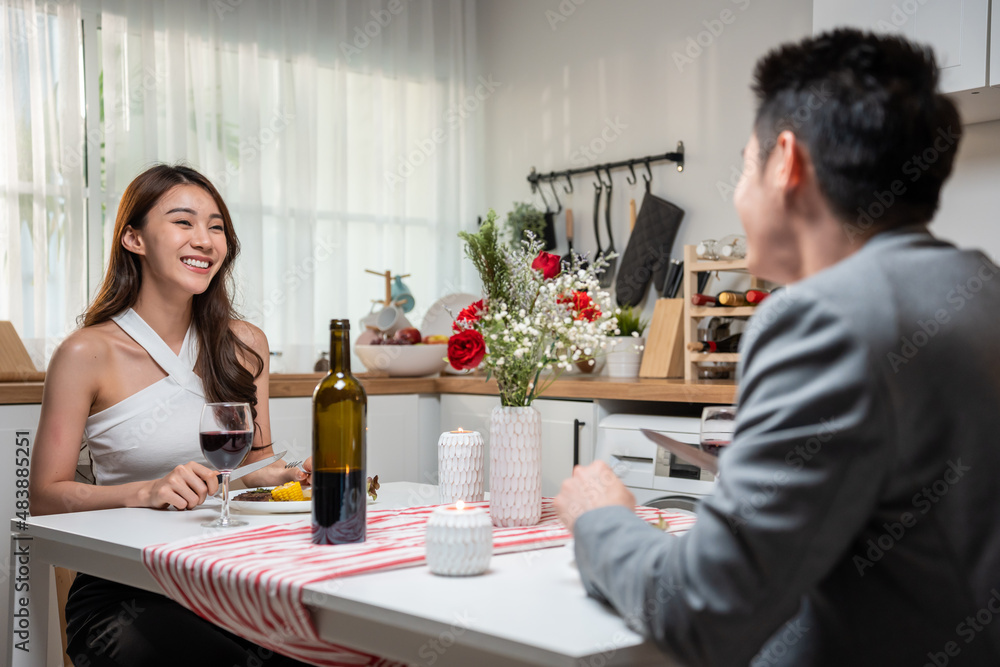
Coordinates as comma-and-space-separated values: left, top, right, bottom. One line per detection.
27, 164, 322, 666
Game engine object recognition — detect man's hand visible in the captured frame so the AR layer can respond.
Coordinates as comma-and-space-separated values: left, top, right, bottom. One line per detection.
554, 461, 635, 532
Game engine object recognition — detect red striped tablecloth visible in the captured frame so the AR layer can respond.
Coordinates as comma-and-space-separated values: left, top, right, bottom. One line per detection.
142, 500, 695, 667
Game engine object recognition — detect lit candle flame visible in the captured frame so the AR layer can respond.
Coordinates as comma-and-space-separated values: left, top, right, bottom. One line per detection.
451, 427, 468, 433
456, 500, 465, 511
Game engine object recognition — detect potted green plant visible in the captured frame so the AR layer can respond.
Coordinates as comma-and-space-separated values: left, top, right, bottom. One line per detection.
606, 306, 649, 377
505, 203, 555, 250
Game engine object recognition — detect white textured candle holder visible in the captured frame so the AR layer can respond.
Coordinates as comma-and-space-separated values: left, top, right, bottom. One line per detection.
438, 430, 485, 504
425, 505, 493, 576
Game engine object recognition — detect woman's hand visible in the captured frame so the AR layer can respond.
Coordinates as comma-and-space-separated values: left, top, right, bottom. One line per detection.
142, 462, 219, 510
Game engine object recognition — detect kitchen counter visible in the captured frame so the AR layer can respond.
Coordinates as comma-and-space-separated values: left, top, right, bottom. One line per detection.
0, 373, 737, 405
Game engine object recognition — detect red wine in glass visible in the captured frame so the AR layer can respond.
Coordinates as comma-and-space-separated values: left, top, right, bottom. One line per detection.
200, 402, 254, 528
700, 439, 730, 456
200, 430, 253, 471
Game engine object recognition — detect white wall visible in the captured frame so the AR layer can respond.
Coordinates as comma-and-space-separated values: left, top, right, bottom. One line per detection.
476, 0, 1000, 314
936, 119, 1000, 263
476, 0, 815, 311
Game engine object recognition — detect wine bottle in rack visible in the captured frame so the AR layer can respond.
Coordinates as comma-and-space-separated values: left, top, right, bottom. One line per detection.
745, 289, 770, 304
716, 291, 748, 307
687, 333, 743, 353
691, 293, 718, 306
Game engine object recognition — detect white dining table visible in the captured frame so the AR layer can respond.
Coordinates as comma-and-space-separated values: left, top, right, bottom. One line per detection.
8, 482, 673, 667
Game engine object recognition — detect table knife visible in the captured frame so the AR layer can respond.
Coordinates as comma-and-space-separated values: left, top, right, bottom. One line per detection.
220, 450, 287, 484
640, 429, 718, 475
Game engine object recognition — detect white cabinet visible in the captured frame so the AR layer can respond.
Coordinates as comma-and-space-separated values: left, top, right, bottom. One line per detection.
269, 394, 439, 486
438, 394, 596, 497
813, 0, 989, 93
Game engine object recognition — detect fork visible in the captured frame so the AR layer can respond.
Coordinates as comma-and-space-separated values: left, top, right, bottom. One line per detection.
284, 459, 306, 472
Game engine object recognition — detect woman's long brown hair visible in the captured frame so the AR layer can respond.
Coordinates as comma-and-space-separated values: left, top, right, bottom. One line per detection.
82, 164, 263, 419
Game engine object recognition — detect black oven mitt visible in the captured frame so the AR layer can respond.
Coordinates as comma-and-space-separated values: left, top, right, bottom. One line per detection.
615, 192, 684, 307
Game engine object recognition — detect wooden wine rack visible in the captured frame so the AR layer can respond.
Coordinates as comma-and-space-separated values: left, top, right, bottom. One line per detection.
682, 245, 766, 381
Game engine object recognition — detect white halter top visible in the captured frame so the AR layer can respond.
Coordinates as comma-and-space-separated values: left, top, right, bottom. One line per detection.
84, 309, 208, 485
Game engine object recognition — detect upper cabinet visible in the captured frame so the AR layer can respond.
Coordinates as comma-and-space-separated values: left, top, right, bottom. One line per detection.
814, 0, 1000, 124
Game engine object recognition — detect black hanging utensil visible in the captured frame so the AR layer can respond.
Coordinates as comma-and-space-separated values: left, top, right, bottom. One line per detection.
592, 176, 604, 270
600, 167, 616, 288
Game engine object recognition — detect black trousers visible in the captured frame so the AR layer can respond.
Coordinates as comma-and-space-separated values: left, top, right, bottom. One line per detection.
65, 573, 310, 667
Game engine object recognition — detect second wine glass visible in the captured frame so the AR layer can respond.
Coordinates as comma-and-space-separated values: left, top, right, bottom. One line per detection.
200, 402, 254, 528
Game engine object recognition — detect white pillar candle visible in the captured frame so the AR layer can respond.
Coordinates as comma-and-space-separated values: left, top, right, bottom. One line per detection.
437, 428, 485, 504
425, 502, 493, 576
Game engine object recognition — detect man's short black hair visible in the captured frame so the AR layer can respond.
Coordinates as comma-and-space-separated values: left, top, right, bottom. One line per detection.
752, 29, 962, 231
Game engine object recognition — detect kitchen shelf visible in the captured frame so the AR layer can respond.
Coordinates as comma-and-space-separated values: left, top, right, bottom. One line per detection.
682, 245, 768, 381
689, 306, 757, 317
688, 353, 741, 363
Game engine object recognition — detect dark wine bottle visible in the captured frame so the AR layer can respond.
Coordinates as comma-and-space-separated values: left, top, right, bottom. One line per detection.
686, 333, 743, 353
691, 293, 718, 306
312, 319, 367, 545
716, 291, 748, 307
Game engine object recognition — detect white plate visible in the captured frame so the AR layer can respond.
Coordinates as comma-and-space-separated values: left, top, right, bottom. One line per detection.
228, 488, 375, 514
421, 292, 479, 375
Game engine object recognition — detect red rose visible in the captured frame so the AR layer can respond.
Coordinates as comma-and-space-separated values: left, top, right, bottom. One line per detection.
447, 329, 487, 370
531, 251, 561, 280
452, 299, 485, 332
559, 290, 601, 322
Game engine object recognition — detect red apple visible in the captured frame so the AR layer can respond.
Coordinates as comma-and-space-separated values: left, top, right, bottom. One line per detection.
393, 327, 422, 345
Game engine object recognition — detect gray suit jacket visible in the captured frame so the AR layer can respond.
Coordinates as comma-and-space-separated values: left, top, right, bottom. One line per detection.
575, 225, 1000, 666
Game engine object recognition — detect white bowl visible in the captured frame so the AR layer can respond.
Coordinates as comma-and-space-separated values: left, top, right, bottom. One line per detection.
355, 344, 449, 377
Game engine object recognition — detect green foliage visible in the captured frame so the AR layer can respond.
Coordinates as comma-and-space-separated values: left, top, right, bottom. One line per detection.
505, 202, 546, 244
614, 306, 649, 337
458, 210, 511, 307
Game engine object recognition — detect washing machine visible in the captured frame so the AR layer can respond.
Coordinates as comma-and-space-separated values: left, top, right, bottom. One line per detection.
595, 413, 715, 512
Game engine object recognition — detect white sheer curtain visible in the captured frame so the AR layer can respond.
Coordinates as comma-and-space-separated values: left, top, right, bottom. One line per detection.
1, 0, 481, 370
93, 0, 481, 371
0, 0, 86, 367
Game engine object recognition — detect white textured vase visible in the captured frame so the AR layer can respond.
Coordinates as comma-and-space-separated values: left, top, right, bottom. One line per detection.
438, 430, 485, 504
489, 405, 542, 527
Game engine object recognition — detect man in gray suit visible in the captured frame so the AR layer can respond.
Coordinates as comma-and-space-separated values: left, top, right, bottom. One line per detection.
554, 29, 1000, 666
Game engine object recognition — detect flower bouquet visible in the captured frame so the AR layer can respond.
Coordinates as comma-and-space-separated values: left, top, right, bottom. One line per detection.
447, 210, 618, 526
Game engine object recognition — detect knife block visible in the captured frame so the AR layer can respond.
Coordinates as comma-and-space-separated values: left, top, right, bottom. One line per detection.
639, 299, 685, 379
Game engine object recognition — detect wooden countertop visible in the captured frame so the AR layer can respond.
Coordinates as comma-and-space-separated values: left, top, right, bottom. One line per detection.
1, 374, 736, 406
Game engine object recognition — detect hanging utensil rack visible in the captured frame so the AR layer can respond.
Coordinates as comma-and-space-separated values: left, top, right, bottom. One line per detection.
525, 142, 684, 191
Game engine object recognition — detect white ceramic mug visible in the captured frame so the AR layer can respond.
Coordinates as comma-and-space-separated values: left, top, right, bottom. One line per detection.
374, 305, 412, 337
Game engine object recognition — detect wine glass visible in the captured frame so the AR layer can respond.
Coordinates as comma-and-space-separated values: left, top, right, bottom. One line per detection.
700, 405, 737, 457
200, 402, 254, 528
